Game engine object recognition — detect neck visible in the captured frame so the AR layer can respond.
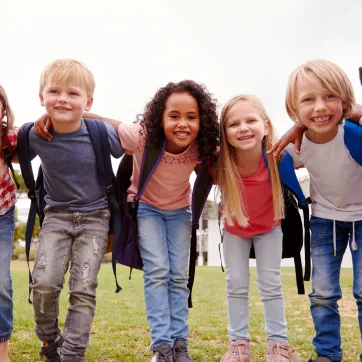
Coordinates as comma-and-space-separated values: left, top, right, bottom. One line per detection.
234, 144, 263, 178
51, 118, 82, 134
305, 126, 338, 144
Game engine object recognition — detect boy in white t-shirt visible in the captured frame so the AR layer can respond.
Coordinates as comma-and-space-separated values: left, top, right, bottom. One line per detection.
285, 59, 362, 362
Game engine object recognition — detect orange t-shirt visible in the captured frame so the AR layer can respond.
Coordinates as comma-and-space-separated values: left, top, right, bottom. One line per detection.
224, 159, 281, 238
118, 123, 199, 210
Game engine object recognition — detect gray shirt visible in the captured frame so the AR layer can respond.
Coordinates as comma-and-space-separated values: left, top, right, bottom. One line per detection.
29, 119, 124, 211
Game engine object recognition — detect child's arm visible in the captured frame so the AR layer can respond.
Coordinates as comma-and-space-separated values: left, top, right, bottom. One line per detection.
83, 113, 121, 130
347, 104, 362, 124
267, 125, 306, 157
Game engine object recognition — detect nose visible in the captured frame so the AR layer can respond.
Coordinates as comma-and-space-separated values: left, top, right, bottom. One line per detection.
315, 98, 327, 111
58, 92, 68, 103
238, 122, 248, 132
178, 117, 188, 127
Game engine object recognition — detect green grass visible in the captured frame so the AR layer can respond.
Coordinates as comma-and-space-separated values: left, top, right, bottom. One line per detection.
8, 261, 360, 361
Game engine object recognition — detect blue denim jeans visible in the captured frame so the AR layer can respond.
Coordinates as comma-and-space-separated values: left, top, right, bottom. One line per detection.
137, 203, 192, 350
0, 206, 15, 343
32, 207, 109, 361
309, 216, 362, 362
223, 226, 288, 342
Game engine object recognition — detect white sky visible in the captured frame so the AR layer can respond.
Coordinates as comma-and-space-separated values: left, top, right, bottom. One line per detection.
2, 0, 362, 134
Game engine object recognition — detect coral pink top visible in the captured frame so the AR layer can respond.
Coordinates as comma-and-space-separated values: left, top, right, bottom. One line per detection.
0, 127, 18, 215
224, 159, 280, 238
118, 123, 199, 210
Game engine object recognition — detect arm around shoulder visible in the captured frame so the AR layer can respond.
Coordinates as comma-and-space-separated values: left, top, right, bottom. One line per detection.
84, 112, 121, 129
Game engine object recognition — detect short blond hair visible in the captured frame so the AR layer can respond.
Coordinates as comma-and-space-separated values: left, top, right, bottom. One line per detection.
217, 95, 284, 227
39, 59, 95, 98
286, 59, 355, 124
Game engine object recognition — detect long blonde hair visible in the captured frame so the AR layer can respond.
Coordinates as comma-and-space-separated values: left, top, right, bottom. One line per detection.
216, 95, 284, 227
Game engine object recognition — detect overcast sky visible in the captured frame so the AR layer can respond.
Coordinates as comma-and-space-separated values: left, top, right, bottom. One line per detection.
2, 0, 362, 137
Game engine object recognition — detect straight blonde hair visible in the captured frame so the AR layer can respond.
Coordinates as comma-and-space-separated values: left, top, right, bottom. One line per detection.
286, 59, 355, 125
217, 95, 284, 227
39, 58, 95, 99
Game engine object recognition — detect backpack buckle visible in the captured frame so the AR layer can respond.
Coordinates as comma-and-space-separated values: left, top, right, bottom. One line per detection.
105, 185, 114, 195
28, 191, 36, 200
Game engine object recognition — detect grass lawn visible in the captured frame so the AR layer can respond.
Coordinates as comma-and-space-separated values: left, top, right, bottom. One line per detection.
8, 261, 360, 361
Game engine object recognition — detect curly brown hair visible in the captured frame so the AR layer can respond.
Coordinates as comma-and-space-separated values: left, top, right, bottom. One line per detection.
139, 80, 220, 162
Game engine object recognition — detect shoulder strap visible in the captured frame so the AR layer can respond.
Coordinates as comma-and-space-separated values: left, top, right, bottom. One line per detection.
188, 162, 213, 308
16, 122, 37, 303
135, 138, 167, 201
344, 120, 362, 166
85, 119, 122, 293
263, 150, 311, 290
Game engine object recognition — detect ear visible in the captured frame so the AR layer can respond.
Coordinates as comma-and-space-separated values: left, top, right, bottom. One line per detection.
39, 92, 45, 107
342, 102, 347, 110
85, 97, 93, 112
264, 119, 270, 136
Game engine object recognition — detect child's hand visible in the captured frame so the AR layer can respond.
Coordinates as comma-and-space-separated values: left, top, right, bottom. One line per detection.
34, 114, 53, 141
267, 125, 306, 156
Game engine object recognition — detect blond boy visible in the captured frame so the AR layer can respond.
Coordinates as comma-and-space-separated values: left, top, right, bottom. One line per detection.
24, 59, 123, 362
285, 59, 362, 362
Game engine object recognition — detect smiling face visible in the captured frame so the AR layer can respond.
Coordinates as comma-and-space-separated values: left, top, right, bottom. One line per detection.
39, 80, 93, 133
161, 92, 200, 154
295, 72, 345, 143
225, 101, 268, 153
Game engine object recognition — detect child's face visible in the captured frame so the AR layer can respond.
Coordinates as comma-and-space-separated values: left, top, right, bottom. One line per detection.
39, 80, 93, 131
162, 92, 200, 154
225, 102, 268, 153
295, 72, 345, 143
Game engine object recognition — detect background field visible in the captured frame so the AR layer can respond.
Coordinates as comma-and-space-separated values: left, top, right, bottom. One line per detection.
8, 262, 360, 361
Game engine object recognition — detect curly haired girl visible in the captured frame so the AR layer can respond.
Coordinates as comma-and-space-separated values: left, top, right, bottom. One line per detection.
35, 80, 220, 362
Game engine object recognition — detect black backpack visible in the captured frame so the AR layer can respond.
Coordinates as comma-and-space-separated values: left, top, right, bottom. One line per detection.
16, 119, 122, 302
218, 151, 311, 295
113, 136, 213, 308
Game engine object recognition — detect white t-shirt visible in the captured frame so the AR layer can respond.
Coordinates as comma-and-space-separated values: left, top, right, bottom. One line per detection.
287, 124, 362, 222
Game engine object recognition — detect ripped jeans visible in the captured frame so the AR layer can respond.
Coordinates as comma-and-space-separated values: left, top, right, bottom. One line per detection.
32, 206, 109, 361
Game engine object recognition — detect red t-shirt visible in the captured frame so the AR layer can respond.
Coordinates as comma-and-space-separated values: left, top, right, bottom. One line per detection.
0, 127, 18, 215
224, 159, 281, 238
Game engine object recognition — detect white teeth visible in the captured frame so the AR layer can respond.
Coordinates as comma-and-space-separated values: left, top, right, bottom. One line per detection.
238, 136, 252, 140
313, 116, 330, 123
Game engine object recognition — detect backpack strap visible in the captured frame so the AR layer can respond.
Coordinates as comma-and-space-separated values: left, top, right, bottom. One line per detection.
188, 162, 213, 308
136, 138, 167, 202
263, 150, 311, 293
16, 122, 37, 303
344, 120, 362, 166
84, 119, 122, 293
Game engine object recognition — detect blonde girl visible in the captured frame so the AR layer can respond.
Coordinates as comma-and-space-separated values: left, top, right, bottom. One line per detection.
217, 95, 299, 362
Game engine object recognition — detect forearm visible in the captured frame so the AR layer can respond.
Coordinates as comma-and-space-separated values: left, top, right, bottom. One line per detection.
83, 112, 121, 129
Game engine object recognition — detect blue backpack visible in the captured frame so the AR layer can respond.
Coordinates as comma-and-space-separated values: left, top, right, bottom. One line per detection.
113, 137, 213, 308
16, 119, 122, 302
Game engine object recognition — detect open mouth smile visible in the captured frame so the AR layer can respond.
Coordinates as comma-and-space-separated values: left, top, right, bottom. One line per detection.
175, 131, 190, 139
312, 116, 332, 124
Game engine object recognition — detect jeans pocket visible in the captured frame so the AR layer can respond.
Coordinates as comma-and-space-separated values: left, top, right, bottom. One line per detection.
97, 208, 111, 220
310, 216, 328, 245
